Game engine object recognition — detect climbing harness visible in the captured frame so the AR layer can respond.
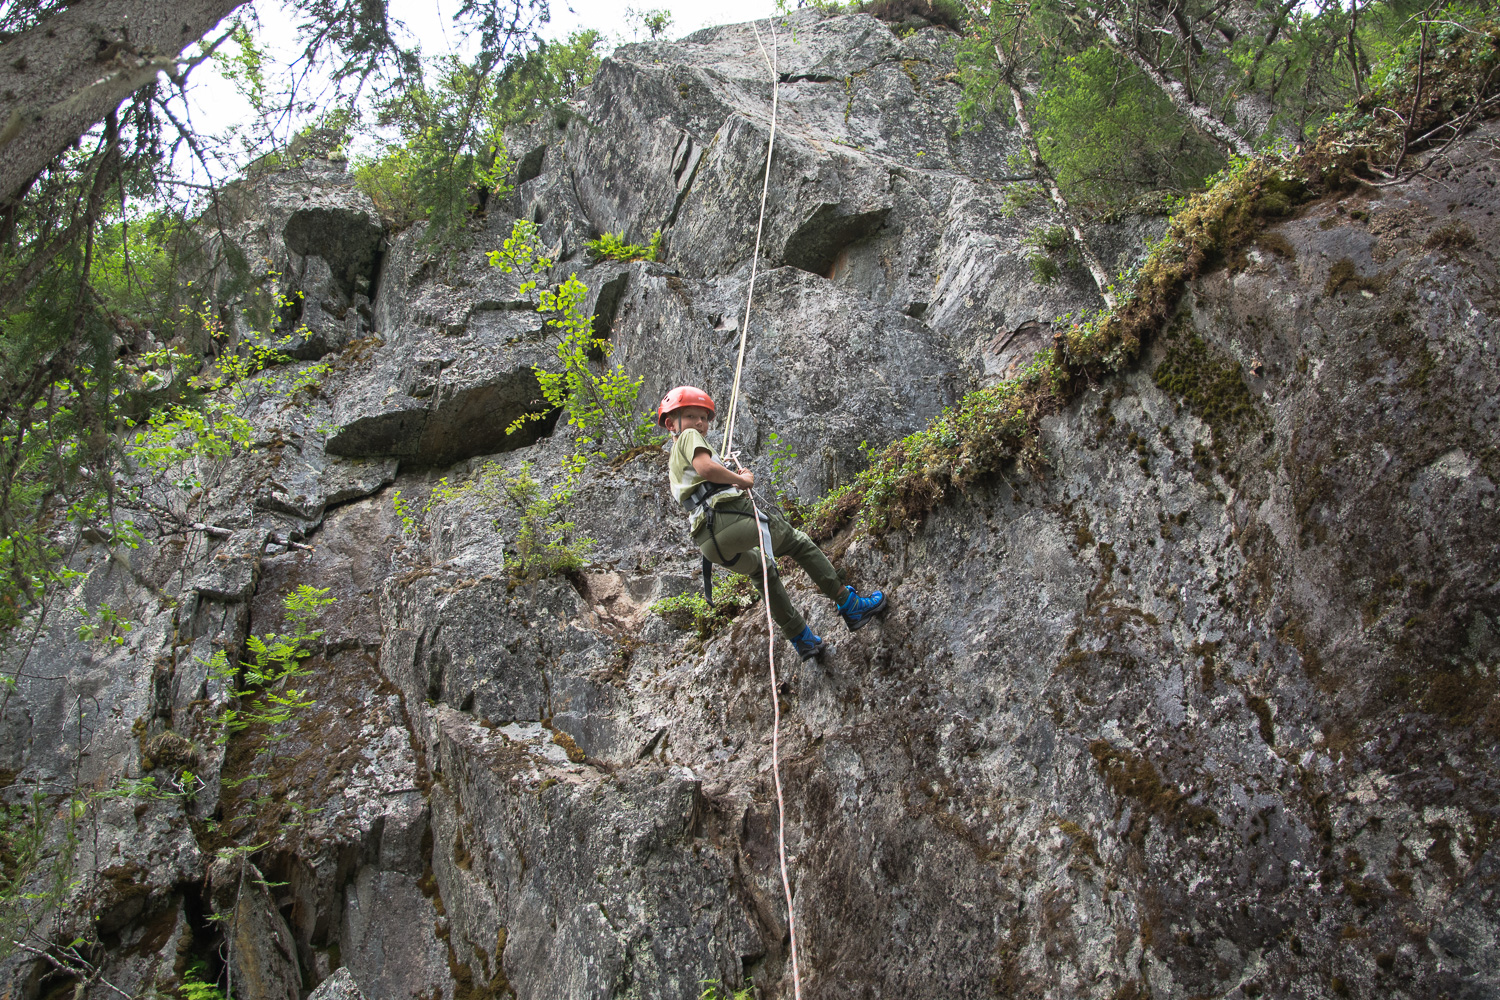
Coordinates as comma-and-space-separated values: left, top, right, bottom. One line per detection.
681, 480, 740, 604
664, 409, 770, 608
682, 486, 781, 614
718, 17, 805, 1000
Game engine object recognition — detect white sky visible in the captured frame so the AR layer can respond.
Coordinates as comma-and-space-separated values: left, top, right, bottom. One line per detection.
181, 0, 783, 174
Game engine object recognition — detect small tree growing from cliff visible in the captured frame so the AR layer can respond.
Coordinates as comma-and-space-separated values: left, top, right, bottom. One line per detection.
355, 30, 606, 234
208, 584, 335, 840
488, 219, 660, 471
409, 460, 593, 580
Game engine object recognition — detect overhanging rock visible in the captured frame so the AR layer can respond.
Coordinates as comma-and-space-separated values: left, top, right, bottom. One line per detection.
330, 209, 576, 468
283, 206, 384, 296
325, 360, 556, 468
781, 201, 891, 277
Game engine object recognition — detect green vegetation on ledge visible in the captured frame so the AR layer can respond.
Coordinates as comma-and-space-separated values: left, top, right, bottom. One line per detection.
585, 230, 662, 262
650, 576, 759, 640
810, 16, 1500, 540
806, 351, 1064, 537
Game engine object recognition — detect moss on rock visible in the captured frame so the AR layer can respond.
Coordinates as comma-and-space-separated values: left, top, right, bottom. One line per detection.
1152, 332, 1263, 459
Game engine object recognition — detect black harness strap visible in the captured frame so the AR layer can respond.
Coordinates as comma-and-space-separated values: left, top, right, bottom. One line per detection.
685, 482, 753, 605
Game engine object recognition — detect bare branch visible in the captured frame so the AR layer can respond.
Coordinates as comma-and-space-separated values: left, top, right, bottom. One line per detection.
0, 0, 246, 209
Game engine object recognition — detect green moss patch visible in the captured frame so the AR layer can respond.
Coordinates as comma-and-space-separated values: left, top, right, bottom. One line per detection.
649, 575, 759, 640
1088, 740, 1217, 833
1062, 162, 1309, 376
1416, 668, 1498, 732
1425, 220, 1478, 253
1255, 231, 1297, 260
1323, 258, 1385, 296
1152, 332, 1264, 459
140, 731, 199, 773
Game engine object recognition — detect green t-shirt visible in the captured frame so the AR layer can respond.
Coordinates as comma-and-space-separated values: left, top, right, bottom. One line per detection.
668, 427, 741, 531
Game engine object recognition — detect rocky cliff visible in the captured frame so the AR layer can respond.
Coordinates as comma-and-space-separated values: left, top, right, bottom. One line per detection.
2, 9, 1497, 1000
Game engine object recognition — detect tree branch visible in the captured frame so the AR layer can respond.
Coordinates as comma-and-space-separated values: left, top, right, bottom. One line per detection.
0, 0, 246, 209
1090, 3, 1255, 158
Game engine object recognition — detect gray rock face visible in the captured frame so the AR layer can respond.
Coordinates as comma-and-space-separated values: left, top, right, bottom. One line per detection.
608, 262, 962, 496
213, 860, 302, 1000
206, 158, 385, 361
3, 9, 1497, 1000
307, 967, 365, 1000
326, 216, 561, 467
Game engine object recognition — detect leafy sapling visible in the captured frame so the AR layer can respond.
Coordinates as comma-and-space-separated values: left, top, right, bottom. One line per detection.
489, 219, 661, 466
207, 585, 335, 835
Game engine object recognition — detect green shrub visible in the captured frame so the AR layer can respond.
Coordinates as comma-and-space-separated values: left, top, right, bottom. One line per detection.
1021, 225, 1075, 285
624, 7, 674, 39
651, 576, 758, 639
1033, 45, 1226, 205
585, 230, 662, 262
1028, 255, 1060, 284
353, 31, 605, 237
409, 460, 592, 581
0, 790, 51, 957
698, 981, 755, 1000
497, 463, 593, 581
651, 592, 712, 632
352, 144, 433, 230
178, 960, 228, 1000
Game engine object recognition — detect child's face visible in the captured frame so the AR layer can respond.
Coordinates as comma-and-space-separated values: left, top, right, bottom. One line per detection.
670, 406, 712, 436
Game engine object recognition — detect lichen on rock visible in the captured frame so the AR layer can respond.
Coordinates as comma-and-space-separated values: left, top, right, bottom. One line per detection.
3, 9, 1499, 1000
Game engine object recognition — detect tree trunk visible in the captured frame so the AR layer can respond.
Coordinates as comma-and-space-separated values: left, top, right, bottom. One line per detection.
1092, 8, 1256, 158
993, 46, 1117, 307
1346, 0, 1364, 99
0, 0, 245, 210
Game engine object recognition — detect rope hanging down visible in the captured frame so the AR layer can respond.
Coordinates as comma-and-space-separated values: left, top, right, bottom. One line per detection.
719, 15, 780, 461
719, 18, 804, 1000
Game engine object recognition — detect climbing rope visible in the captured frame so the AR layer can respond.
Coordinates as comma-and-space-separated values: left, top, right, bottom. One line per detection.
719, 17, 804, 1000
719, 15, 780, 461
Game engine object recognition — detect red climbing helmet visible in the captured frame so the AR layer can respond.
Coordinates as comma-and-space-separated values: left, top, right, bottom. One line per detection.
657, 385, 715, 426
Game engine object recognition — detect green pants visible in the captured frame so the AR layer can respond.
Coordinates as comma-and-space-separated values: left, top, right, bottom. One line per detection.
692, 495, 845, 639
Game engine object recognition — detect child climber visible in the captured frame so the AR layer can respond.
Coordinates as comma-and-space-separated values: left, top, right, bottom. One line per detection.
657, 385, 888, 660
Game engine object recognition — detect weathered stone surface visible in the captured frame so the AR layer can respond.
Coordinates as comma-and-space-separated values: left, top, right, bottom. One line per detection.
424, 706, 762, 1000
617, 264, 962, 497
341, 867, 452, 1000
213, 861, 302, 1000
307, 967, 365, 1000
5, 10, 1499, 1000
283, 206, 384, 295
188, 527, 268, 601
328, 215, 565, 466
206, 158, 386, 361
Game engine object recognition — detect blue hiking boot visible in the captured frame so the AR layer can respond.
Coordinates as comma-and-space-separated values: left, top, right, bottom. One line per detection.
836, 585, 888, 632
789, 626, 825, 661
